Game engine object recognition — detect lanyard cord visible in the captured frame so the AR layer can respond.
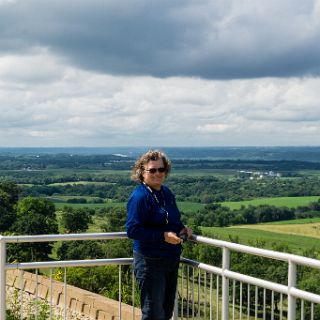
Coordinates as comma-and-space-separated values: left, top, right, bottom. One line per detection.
143, 182, 168, 224
142, 182, 166, 207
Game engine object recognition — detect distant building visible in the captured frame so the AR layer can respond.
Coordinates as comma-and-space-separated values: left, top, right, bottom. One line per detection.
238, 170, 281, 179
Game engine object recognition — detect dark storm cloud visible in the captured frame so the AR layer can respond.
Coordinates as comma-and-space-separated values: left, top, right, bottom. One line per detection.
1, 0, 320, 79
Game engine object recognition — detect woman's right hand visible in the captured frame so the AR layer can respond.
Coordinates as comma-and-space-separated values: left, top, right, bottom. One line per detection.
164, 231, 182, 244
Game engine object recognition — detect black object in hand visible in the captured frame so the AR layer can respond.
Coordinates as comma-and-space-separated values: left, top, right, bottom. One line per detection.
179, 232, 188, 242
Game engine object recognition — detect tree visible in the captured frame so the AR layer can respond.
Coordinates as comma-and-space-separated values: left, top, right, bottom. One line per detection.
0, 182, 20, 232
57, 241, 104, 260
8, 197, 58, 262
100, 207, 127, 232
59, 206, 93, 233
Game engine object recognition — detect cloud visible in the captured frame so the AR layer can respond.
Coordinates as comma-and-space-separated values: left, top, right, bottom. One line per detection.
1, 0, 320, 79
1, 1, 320, 147
0, 48, 64, 84
0, 52, 320, 147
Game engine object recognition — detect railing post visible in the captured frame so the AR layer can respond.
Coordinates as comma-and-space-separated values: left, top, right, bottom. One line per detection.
172, 284, 178, 320
222, 247, 230, 320
288, 260, 297, 320
0, 236, 6, 320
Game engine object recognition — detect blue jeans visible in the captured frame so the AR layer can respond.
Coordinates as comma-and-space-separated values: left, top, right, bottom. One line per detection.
133, 251, 180, 320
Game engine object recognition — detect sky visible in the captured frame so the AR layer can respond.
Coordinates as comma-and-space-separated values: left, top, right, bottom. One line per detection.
0, 0, 320, 147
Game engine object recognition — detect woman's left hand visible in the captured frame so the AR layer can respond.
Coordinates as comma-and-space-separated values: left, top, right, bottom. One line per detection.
179, 227, 193, 240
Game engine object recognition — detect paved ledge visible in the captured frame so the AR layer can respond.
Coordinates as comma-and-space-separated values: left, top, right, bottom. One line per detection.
6, 269, 141, 320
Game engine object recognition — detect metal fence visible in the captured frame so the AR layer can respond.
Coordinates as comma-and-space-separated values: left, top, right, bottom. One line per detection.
1, 232, 320, 320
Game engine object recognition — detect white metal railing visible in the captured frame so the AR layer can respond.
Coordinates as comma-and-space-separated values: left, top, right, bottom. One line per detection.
1, 232, 320, 319
0, 232, 129, 320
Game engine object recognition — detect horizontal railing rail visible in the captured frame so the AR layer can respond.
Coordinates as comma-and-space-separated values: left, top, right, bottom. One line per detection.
1, 232, 320, 319
0, 232, 127, 243
6, 258, 133, 270
193, 234, 320, 270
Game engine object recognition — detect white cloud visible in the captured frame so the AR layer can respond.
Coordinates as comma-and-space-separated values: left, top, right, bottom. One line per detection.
0, 49, 64, 84
0, 51, 320, 147
0, 0, 16, 4
0, 1, 320, 147
197, 123, 234, 133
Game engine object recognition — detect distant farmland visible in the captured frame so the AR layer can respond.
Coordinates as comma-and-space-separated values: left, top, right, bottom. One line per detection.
235, 220, 320, 239
202, 222, 320, 255
222, 196, 320, 209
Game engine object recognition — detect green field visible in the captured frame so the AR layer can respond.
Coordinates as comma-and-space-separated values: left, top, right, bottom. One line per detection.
54, 201, 125, 210
48, 181, 116, 186
178, 201, 204, 212
171, 168, 237, 177
53, 200, 203, 213
222, 196, 320, 210
53, 195, 320, 255
50, 195, 104, 201
259, 217, 320, 225
201, 225, 320, 254
52, 195, 320, 213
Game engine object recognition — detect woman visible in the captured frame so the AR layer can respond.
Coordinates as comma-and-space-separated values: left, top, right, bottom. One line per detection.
126, 150, 192, 320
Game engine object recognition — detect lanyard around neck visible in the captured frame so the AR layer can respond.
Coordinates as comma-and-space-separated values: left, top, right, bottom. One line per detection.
143, 182, 168, 224
143, 182, 166, 207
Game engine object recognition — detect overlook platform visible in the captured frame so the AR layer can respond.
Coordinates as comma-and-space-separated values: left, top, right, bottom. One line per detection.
1, 232, 320, 320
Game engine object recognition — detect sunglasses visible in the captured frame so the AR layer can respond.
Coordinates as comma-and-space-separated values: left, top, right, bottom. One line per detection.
145, 167, 166, 174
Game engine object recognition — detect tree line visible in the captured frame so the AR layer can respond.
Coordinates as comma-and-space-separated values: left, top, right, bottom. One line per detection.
15, 175, 320, 203
183, 199, 320, 227
1, 153, 320, 170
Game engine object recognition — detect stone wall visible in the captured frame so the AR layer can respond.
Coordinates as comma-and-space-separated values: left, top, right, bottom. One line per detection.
6, 269, 141, 320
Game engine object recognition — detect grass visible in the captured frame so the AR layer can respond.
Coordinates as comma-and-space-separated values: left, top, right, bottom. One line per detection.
50, 195, 104, 201
88, 216, 107, 232
201, 225, 320, 254
177, 201, 204, 212
53, 200, 203, 213
259, 217, 320, 225
171, 168, 237, 177
222, 196, 320, 210
235, 221, 320, 239
48, 181, 116, 186
45, 168, 130, 175
54, 202, 125, 210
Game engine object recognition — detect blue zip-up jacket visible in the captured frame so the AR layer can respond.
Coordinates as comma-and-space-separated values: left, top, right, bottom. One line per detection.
126, 183, 184, 257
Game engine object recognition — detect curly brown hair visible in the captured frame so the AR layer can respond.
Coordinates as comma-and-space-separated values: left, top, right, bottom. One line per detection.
131, 149, 171, 183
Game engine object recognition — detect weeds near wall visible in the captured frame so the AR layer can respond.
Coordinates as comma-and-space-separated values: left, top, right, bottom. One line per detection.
6, 289, 61, 320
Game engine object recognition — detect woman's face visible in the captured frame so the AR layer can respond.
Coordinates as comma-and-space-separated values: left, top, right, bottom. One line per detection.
142, 158, 166, 190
